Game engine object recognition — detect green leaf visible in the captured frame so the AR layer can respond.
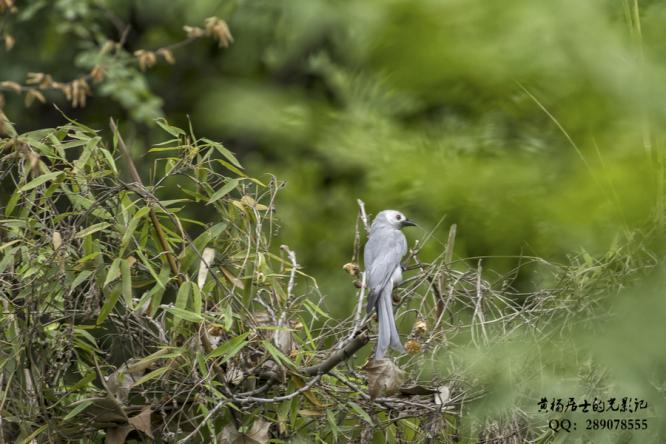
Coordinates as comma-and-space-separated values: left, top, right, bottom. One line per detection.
207, 178, 240, 205
207, 332, 250, 361
131, 347, 179, 369
18, 171, 62, 192
155, 118, 186, 137
173, 280, 192, 326
75, 222, 111, 239
103, 258, 123, 288
202, 138, 243, 169
119, 206, 151, 256
73, 137, 99, 174
120, 258, 132, 306
99, 148, 118, 174
164, 306, 203, 323
223, 304, 234, 331
131, 366, 170, 387
348, 401, 373, 425
4, 191, 19, 216
63, 399, 94, 421
179, 222, 228, 272
303, 299, 332, 320
261, 340, 294, 368
97, 286, 120, 325
327, 409, 340, 441
191, 284, 202, 317
70, 269, 93, 291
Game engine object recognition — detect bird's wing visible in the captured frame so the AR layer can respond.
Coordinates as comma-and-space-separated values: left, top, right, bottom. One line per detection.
364, 229, 407, 312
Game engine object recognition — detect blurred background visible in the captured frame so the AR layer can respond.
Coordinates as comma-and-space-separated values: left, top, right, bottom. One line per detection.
2, 0, 664, 308
3, 1, 664, 309
2, 0, 665, 439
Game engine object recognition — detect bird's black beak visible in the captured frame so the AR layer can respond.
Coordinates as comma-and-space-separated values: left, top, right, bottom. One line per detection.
402, 219, 416, 227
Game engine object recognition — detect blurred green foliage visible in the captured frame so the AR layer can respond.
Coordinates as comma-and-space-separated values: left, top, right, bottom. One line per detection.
2, 0, 666, 441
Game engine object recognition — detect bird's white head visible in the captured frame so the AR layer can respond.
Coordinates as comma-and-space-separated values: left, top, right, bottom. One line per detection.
373, 209, 416, 230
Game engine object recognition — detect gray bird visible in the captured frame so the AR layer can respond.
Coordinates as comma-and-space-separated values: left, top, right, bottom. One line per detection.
364, 209, 415, 360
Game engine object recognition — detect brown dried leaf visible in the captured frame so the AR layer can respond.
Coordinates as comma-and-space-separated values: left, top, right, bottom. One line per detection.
362, 358, 406, 399
197, 247, 216, 289
52, 231, 62, 250
128, 406, 153, 438
220, 419, 270, 444
247, 419, 270, 443
220, 265, 245, 289
105, 425, 131, 444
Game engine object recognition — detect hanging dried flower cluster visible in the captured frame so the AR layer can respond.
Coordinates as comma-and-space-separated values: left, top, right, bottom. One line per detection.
204, 16, 234, 48
0, 14, 233, 111
134, 49, 158, 71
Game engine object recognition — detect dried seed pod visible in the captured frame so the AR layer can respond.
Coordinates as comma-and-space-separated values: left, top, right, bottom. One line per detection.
413, 319, 428, 336
90, 65, 106, 83
24, 89, 45, 107
183, 25, 205, 38
134, 50, 157, 71
157, 48, 175, 64
405, 339, 421, 355
1, 81, 22, 93
204, 17, 234, 48
342, 262, 360, 276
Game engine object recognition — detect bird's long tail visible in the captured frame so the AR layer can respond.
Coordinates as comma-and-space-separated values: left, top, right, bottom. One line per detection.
375, 286, 405, 360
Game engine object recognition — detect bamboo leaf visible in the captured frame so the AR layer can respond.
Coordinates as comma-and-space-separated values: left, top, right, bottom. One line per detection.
103, 258, 123, 288
202, 138, 243, 169
207, 178, 239, 204
70, 270, 93, 291
97, 286, 120, 325
155, 117, 186, 137
75, 222, 111, 239
261, 340, 294, 368
120, 258, 132, 306
119, 206, 151, 255
172, 280, 192, 327
131, 366, 170, 387
348, 401, 373, 425
207, 332, 250, 361
163, 305, 203, 323
63, 399, 94, 421
18, 171, 62, 192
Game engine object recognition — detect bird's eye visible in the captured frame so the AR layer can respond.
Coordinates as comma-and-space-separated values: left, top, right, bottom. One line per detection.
396, 214, 402, 220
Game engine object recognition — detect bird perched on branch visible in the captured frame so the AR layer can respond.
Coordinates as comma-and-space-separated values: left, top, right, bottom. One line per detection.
364, 209, 415, 360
